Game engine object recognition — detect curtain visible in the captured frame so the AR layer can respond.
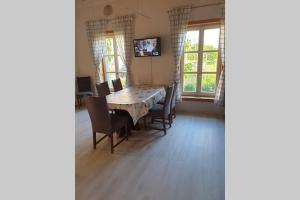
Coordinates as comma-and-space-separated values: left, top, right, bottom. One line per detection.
214, 18, 225, 106
167, 5, 192, 102
111, 15, 135, 87
86, 19, 109, 92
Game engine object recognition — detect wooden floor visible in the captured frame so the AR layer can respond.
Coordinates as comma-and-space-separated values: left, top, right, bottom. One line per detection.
76, 108, 225, 200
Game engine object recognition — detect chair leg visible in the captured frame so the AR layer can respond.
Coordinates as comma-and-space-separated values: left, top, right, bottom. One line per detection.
125, 124, 129, 140
168, 115, 172, 128
75, 96, 79, 108
144, 116, 147, 129
77, 96, 81, 109
173, 107, 176, 118
163, 117, 166, 135
93, 131, 96, 149
110, 134, 114, 153
127, 122, 132, 135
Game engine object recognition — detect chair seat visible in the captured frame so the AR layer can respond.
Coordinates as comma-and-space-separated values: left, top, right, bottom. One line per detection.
148, 104, 164, 116
77, 91, 93, 96
110, 113, 129, 132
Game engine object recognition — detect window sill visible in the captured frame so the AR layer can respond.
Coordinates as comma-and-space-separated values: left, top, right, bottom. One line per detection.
182, 96, 214, 103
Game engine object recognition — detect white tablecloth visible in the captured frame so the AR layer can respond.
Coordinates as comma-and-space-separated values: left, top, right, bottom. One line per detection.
106, 85, 165, 125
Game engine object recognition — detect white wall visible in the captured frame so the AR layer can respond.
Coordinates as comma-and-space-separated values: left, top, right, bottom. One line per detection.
75, 0, 224, 115
177, 100, 225, 116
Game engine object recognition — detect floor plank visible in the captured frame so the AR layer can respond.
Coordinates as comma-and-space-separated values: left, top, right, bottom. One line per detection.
76, 109, 224, 200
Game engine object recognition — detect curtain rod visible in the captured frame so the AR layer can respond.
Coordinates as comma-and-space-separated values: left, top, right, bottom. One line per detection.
191, 2, 224, 9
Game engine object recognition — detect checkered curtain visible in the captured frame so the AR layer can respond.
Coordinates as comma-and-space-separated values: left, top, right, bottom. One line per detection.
214, 19, 225, 106
168, 5, 192, 102
86, 19, 109, 90
112, 15, 135, 87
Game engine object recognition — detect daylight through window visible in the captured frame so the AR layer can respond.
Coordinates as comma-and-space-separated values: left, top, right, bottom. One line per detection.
182, 25, 221, 97
102, 34, 127, 89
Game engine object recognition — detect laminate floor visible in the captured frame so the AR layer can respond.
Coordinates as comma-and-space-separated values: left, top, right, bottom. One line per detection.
76, 109, 224, 200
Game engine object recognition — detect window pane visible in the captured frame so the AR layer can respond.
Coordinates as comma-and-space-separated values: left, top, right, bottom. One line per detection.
105, 38, 114, 55
118, 56, 126, 72
183, 74, 197, 92
104, 56, 115, 72
184, 30, 199, 51
106, 73, 116, 89
119, 72, 127, 87
203, 28, 220, 51
202, 52, 218, 72
184, 53, 198, 72
201, 74, 216, 93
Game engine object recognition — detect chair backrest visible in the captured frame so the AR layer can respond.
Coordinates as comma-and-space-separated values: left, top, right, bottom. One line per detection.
112, 78, 123, 92
170, 81, 178, 109
77, 76, 92, 92
85, 96, 112, 134
163, 84, 174, 117
96, 81, 111, 97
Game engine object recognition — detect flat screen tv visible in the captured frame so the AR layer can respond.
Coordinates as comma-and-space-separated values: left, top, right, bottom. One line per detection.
133, 37, 161, 57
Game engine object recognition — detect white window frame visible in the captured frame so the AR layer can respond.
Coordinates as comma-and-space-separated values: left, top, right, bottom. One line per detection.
181, 24, 221, 98
102, 33, 127, 89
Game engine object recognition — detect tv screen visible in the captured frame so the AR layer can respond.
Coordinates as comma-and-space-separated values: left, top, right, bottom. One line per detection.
133, 37, 161, 57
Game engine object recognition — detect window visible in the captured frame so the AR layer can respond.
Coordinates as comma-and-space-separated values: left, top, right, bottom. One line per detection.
102, 34, 127, 89
181, 25, 221, 97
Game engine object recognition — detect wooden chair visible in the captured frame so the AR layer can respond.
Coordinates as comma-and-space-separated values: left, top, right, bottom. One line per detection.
143, 84, 174, 135
96, 81, 111, 97
85, 96, 129, 153
76, 76, 93, 108
112, 78, 123, 92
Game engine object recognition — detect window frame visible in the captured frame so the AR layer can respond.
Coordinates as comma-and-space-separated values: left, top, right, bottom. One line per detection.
101, 32, 127, 89
181, 24, 221, 98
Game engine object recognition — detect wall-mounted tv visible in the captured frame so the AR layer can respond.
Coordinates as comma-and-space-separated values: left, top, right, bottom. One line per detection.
133, 37, 161, 57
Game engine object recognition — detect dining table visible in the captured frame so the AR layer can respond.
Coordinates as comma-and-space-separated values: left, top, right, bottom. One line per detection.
106, 85, 166, 125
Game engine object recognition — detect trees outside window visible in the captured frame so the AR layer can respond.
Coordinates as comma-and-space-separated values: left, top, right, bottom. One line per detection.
182, 25, 221, 97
